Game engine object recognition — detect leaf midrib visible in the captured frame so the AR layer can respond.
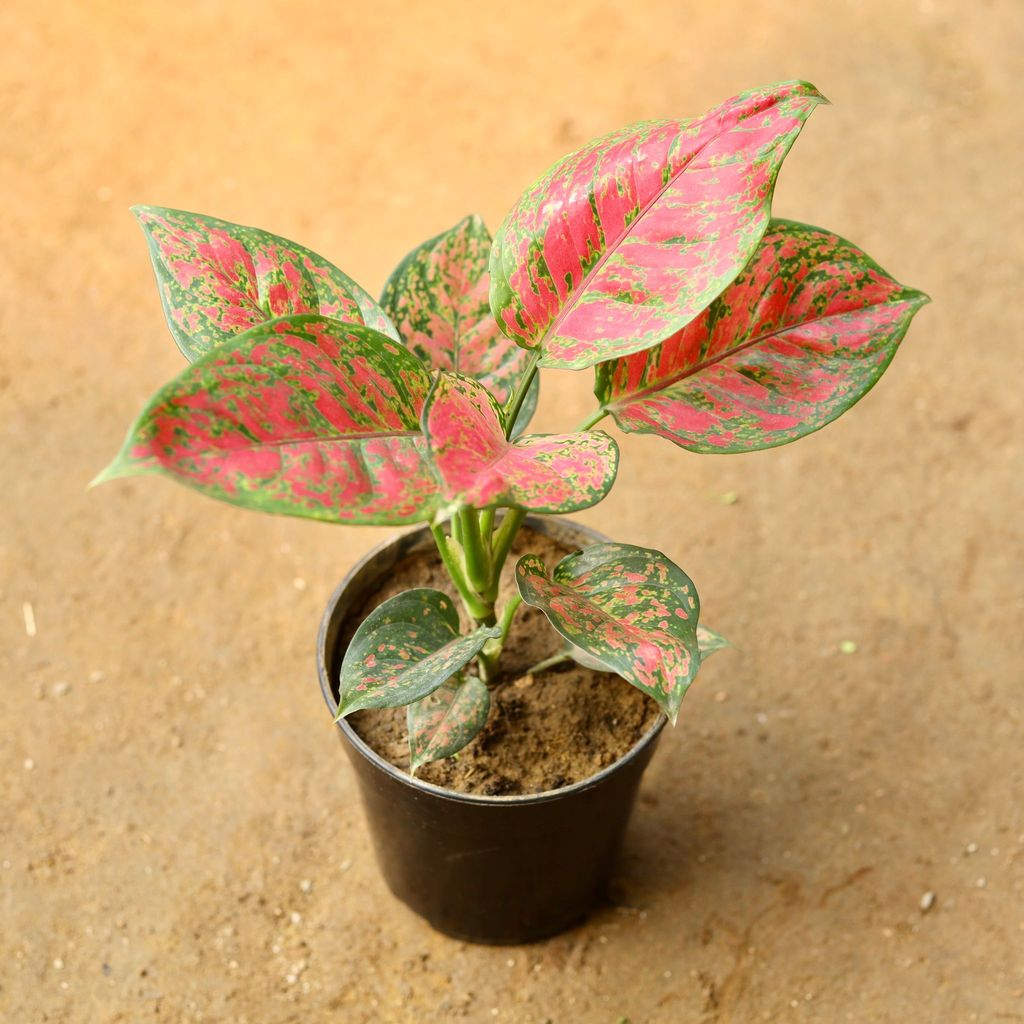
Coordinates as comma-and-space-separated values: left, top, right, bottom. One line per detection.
534, 94, 799, 351
602, 295, 911, 411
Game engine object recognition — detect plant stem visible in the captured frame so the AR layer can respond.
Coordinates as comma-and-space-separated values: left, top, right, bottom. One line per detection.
459, 508, 491, 597
575, 407, 609, 431
430, 522, 491, 623
485, 508, 526, 600
495, 593, 523, 645
502, 351, 540, 439
477, 594, 524, 686
479, 507, 495, 541
527, 650, 573, 674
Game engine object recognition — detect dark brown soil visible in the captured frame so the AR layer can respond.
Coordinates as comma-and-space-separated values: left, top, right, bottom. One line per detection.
345, 526, 661, 795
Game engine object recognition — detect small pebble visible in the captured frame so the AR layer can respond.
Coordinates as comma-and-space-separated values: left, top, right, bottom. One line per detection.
714, 691, 728, 703
976, 877, 987, 889
965, 842, 978, 855
839, 640, 857, 654
920, 891, 936, 912
339, 859, 352, 872
23, 602, 36, 638
289, 911, 302, 925
719, 490, 739, 505
53, 958, 64, 970
89, 670, 105, 683
51, 681, 70, 698
23, 758, 34, 771
293, 577, 307, 591
299, 879, 313, 894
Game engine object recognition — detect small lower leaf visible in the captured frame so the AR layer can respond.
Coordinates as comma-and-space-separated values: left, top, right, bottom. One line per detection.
407, 675, 490, 773
516, 543, 701, 723
338, 589, 500, 716
697, 625, 730, 661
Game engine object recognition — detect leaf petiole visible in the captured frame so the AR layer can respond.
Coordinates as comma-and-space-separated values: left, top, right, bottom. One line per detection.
502, 350, 540, 439
575, 408, 609, 432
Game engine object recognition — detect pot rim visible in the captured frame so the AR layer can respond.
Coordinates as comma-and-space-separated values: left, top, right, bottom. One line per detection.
316, 517, 668, 808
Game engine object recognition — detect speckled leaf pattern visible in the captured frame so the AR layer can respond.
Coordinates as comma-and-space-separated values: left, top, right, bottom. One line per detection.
423, 373, 618, 514
406, 675, 490, 773
134, 206, 397, 360
489, 81, 825, 370
516, 543, 700, 723
381, 215, 538, 434
594, 220, 929, 453
95, 315, 441, 525
338, 590, 500, 716
697, 625, 730, 661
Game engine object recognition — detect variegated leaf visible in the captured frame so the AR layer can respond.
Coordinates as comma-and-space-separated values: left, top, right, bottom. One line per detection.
697, 625, 730, 661
594, 220, 929, 453
565, 622, 727, 671
95, 315, 441, 525
407, 675, 490, 773
134, 205, 397, 360
338, 590, 500, 716
489, 81, 825, 370
423, 372, 618, 514
516, 544, 700, 723
381, 214, 538, 435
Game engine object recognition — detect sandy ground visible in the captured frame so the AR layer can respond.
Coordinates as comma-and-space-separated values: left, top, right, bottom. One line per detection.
2, 1, 1022, 1021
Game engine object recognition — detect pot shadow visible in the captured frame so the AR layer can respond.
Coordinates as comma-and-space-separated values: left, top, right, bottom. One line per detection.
601, 730, 851, 923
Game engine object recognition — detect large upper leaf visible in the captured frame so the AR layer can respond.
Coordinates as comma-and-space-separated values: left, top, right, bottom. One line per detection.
134, 205, 397, 360
423, 372, 618, 514
407, 675, 490, 773
594, 220, 930, 453
338, 589, 499, 716
489, 81, 825, 370
95, 314, 441, 525
380, 215, 538, 434
516, 543, 701, 723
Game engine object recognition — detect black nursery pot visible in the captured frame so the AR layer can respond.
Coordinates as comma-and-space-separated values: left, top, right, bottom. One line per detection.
316, 516, 666, 945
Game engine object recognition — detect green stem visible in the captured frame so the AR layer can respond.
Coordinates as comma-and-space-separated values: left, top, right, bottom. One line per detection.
479, 507, 495, 542
495, 593, 523, 645
458, 508, 491, 597
485, 508, 526, 600
502, 351, 540, 439
527, 650, 573, 675
575, 407, 609, 431
477, 593, 524, 686
431, 523, 491, 623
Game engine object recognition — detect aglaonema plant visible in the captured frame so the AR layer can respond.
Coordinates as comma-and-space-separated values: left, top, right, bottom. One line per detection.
96, 81, 927, 775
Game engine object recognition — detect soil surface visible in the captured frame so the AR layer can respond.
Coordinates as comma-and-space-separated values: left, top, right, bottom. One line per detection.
3, 3, 1023, 1023
345, 527, 660, 795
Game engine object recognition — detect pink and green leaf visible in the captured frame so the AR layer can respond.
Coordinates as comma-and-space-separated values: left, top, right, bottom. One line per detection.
565, 623, 727, 671
133, 205, 397, 361
594, 220, 929, 453
423, 372, 618, 514
489, 81, 825, 370
95, 314, 441, 525
516, 543, 701, 723
381, 214, 538, 435
338, 589, 500, 716
406, 675, 490, 773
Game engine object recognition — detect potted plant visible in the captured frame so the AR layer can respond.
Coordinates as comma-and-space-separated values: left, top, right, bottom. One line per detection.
95, 80, 927, 944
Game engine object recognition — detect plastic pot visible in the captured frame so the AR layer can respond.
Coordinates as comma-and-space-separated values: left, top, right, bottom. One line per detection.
316, 516, 666, 945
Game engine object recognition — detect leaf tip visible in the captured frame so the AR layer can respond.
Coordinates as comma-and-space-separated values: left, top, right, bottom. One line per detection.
89, 454, 130, 489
